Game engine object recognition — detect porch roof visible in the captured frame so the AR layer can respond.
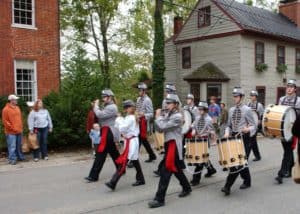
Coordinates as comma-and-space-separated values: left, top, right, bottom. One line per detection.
183, 62, 230, 82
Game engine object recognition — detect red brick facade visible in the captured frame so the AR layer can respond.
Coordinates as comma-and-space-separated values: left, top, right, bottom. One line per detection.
0, 0, 60, 100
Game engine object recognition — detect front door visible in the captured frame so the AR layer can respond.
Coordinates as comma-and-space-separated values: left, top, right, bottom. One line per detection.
190, 83, 200, 104
207, 83, 222, 104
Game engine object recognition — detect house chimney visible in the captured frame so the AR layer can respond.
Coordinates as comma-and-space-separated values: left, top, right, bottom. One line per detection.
279, 0, 300, 27
174, 16, 183, 35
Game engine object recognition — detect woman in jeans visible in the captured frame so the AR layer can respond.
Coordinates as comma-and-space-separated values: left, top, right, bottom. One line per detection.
28, 99, 53, 161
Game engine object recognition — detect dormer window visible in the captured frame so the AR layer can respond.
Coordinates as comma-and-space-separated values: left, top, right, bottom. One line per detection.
198, 6, 211, 28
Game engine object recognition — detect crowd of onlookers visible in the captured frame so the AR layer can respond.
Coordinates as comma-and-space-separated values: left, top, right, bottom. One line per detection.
1, 94, 53, 165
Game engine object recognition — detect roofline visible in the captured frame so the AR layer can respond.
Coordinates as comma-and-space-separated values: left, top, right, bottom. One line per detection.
211, 0, 244, 29
183, 78, 230, 82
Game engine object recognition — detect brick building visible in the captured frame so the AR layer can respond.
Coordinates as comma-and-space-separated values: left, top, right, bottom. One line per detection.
0, 0, 60, 101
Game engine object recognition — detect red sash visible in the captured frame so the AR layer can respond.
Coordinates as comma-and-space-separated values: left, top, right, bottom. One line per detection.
292, 136, 298, 150
115, 136, 135, 175
97, 126, 109, 152
165, 140, 178, 173
139, 116, 147, 140
184, 130, 193, 139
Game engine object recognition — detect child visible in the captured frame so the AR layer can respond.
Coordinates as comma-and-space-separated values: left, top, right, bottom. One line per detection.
105, 100, 145, 190
89, 123, 101, 156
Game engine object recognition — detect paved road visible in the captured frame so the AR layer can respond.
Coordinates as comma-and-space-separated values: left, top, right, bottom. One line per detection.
0, 137, 300, 214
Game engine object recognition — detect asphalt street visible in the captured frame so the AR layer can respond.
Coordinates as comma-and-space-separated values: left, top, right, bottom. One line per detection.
0, 137, 299, 214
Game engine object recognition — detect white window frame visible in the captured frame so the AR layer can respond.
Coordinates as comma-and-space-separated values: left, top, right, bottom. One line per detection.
11, 0, 37, 30
14, 60, 38, 102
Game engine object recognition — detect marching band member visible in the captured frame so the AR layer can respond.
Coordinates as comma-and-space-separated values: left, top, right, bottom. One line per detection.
190, 101, 217, 186
182, 94, 198, 152
222, 87, 256, 195
149, 94, 191, 208
105, 100, 145, 190
136, 82, 156, 163
153, 83, 179, 176
247, 90, 264, 161
85, 89, 120, 182
275, 79, 300, 184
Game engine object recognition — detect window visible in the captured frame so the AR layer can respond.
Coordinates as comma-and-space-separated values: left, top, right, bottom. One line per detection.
296, 49, 300, 70
12, 0, 35, 27
182, 47, 191, 69
14, 60, 37, 101
198, 7, 211, 28
255, 42, 264, 65
277, 46, 285, 66
256, 86, 266, 106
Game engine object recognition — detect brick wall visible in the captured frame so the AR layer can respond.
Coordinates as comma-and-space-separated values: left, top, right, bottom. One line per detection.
0, 0, 60, 99
279, 1, 300, 27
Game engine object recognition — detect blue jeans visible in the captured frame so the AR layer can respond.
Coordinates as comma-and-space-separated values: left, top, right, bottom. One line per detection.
6, 134, 24, 161
33, 127, 49, 159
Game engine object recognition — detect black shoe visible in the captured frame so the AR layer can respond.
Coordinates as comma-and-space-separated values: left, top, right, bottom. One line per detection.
190, 180, 200, 186
145, 156, 156, 163
153, 170, 160, 177
221, 187, 230, 196
84, 177, 98, 183
127, 161, 134, 168
253, 157, 261, 162
132, 180, 145, 186
240, 184, 251, 189
205, 168, 217, 178
148, 200, 165, 208
223, 168, 228, 172
178, 189, 192, 198
105, 182, 115, 190
275, 176, 283, 184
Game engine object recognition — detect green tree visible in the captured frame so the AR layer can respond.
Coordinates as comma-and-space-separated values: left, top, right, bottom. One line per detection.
61, 0, 123, 88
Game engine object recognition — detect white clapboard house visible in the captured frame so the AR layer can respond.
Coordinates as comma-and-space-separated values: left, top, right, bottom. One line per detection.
165, 0, 300, 106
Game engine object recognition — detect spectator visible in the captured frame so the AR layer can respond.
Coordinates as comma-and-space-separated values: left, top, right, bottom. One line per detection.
89, 123, 101, 156
208, 96, 221, 144
28, 99, 53, 161
219, 102, 228, 138
2, 94, 25, 165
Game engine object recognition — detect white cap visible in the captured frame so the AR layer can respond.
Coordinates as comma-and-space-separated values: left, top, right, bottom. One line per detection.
26, 101, 35, 107
8, 94, 19, 101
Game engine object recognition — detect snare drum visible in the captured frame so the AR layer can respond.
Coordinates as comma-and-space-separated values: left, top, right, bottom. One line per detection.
185, 138, 209, 165
262, 105, 296, 141
217, 137, 247, 168
153, 132, 164, 151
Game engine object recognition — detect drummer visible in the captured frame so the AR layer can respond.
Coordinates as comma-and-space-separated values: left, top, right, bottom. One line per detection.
275, 79, 300, 184
190, 101, 217, 186
247, 90, 264, 161
182, 94, 198, 147
222, 87, 256, 195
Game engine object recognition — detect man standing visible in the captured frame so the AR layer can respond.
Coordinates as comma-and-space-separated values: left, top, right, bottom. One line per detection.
247, 90, 264, 161
275, 79, 300, 184
2, 94, 25, 165
136, 82, 156, 163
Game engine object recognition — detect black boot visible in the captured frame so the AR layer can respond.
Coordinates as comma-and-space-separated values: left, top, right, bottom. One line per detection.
221, 187, 230, 196
148, 200, 165, 208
